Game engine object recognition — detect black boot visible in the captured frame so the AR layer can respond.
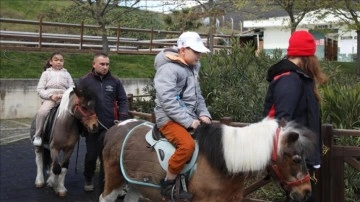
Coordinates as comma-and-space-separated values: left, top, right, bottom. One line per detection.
160, 178, 192, 200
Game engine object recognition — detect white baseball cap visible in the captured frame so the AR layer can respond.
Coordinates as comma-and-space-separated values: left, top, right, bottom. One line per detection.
177, 31, 210, 53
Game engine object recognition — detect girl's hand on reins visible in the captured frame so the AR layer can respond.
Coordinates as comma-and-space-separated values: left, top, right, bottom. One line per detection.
51, 94, 62, 102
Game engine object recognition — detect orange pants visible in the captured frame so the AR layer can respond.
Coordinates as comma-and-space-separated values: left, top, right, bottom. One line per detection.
159, 121, 195, 174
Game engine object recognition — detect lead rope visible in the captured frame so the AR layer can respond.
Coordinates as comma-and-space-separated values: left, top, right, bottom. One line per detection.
97, 119, 109, 130
75, 139, 80, 173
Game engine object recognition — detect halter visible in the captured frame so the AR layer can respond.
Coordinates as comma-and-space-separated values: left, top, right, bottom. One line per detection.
267, 128, 311, 188
72, 97, 96, 121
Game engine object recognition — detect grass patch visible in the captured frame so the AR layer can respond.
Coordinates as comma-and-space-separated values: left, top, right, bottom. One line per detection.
0, 50, 356, 79
0, 0, 72, 21
0, 50, 155, 79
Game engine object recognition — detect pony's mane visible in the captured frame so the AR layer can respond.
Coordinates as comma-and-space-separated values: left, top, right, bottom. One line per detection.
222, 118, 278, 174
57, 87, 74, 119
196, 118, 279, 175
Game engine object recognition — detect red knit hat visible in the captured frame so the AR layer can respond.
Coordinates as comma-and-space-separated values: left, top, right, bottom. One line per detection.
287, 31, 316, 56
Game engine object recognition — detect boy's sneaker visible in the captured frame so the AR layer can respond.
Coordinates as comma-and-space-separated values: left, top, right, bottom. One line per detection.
33, 136, 42, 146
84, 181, 94, 192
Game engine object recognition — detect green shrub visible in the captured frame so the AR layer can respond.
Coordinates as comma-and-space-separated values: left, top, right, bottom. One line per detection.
321, 84, 360, 129
320, 62, 360, 201
200, 39, 282, 122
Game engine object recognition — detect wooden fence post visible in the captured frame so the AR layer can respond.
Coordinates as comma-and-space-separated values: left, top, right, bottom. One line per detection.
320, 124, 334, 202
127, 93, 134, 111
150, 27, 154, 52
80, 21, 84, 50
151, 113, 156, 123
38, 17, 43, 48
220, 117, 232, 125
116, 25, 120, 52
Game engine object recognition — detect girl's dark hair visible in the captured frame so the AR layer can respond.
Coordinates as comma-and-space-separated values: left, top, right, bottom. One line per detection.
43, 52, 63, 71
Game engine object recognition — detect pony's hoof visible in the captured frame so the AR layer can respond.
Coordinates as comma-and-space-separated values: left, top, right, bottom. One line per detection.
57, 191, 67, 197
35, 183, 44, 188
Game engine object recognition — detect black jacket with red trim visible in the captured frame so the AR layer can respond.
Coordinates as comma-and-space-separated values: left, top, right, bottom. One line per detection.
263, 59, 322, 167
78, 69, 129, 130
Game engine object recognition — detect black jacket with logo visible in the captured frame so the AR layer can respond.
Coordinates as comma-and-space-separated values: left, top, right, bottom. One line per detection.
78, 69, 128, 130
263, 59, 322, 167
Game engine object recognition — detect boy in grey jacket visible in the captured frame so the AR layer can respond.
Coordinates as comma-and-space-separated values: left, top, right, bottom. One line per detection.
154, 31, 212, 199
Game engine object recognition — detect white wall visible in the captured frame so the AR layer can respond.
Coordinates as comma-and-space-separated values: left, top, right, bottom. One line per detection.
338, 30, 357, 54
0, 79, 150, 119
243, 9, 358, 61
263, 27, 291, 50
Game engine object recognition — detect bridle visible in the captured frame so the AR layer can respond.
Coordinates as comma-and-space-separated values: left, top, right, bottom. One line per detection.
71, 92, 107, 130
72, 97, 96, 122
267, 128, 311, 188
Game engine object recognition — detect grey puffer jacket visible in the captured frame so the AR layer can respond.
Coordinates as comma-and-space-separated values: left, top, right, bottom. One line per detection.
154, 48, 211, 128
36, 67, 74, 100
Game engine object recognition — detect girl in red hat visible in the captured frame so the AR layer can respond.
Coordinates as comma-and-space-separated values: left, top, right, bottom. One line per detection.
263, 30, 328, 202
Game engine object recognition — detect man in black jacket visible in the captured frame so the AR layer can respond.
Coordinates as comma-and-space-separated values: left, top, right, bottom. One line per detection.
78, 52, 129, 192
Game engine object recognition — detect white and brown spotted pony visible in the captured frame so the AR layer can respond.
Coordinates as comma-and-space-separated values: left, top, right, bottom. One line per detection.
100, 117, 315, 202
30, 86, 98, 197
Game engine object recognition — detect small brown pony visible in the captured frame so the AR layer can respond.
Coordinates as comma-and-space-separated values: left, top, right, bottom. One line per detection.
100, 118, 315, 202
30, 86, 98, 197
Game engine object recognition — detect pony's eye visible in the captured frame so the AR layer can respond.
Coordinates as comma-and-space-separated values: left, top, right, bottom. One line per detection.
292, 155, 302, 164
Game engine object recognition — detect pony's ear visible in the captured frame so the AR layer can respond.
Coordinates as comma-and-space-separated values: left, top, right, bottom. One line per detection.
279, 118, 287, 128
286, 132, 299, 144
72, 84, 81, 97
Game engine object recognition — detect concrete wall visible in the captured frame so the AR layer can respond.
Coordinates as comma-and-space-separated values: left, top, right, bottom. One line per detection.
0, 78, 150, 119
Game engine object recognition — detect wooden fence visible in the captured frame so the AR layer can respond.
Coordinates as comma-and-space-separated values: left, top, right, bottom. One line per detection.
319, 125, 360, 202
0, 18, 233, 54
127, 94, 360, 202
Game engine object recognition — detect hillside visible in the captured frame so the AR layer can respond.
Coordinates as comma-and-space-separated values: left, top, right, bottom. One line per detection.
0, 0, 166, 31
0, 0, 71, 20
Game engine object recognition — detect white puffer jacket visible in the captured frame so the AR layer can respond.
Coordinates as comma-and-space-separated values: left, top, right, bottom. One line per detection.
36, 67, 74, 100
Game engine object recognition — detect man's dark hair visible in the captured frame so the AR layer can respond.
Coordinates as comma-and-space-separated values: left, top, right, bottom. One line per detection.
93, 52, 108, 60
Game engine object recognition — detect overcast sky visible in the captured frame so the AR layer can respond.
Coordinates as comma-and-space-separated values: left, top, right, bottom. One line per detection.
119, 0, 207, 14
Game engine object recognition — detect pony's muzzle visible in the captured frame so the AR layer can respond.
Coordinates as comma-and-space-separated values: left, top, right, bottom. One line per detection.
289, 188, 311, 202
88, 124, 98, 133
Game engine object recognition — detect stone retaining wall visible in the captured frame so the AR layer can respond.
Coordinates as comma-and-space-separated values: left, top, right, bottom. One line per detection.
0, 78, 149, 119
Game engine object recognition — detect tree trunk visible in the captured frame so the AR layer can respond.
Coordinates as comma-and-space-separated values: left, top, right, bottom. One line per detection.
208, 0, 215, 52
356, 30, 360, 76
209, 15, 215, 52
101, 26, 109, 54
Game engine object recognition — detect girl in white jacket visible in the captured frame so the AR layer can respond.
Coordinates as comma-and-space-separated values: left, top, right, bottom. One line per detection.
33, 52, 74, 146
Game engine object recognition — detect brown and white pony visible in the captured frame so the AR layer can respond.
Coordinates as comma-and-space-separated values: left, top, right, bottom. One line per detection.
30, 86, 98, 197
100, 117, 315, 202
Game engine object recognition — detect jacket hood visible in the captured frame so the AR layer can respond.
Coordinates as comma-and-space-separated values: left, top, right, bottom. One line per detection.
154, 48, 188, 70
266, 59, 309, 82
